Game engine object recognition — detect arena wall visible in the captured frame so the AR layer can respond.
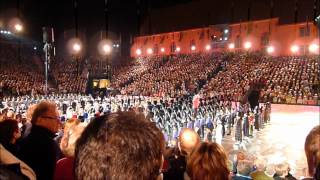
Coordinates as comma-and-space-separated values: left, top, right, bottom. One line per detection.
131, 18, 319, 57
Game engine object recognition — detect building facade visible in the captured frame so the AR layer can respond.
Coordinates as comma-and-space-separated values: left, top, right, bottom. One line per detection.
131, 18, 319, 57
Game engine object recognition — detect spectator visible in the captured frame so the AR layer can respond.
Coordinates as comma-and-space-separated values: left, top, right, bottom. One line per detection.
233, 160, 253, 180
304, 125, 320, 180
0, 143, 36, 180
164, 128, 200, 180
186, 142, 230, 180
249, 158, 273, 180
273, 163, 290, 180
74, 111, 165, 180
0, 119, 21, 156
19, 101, 62, 180
178, 128, 201, 156
54, 122, 85, 180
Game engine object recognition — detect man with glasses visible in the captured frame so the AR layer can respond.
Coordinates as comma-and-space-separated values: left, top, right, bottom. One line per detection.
19, 101, 62, 180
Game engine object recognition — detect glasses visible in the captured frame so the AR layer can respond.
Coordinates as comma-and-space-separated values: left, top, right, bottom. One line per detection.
41, 116, 60, 121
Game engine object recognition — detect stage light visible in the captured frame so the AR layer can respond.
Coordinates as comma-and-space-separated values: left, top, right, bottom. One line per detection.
68, 38, 83, 56
0, 30, 3, 34
205, 44, 211, 51
309, 44, 319, 54
228, 43, 235, 49
98, 39, 112, 56
219, 37, 223, 41
224, 37, 228, 41
33, 46, 37, 50
191, 45, 196, 51
116, 44, 120, 48
160, 47, 165, 52
73, 43, 81, 53
290, 45, 299, 53
244, 41, 252, 50
176, 47, 181, 52
7, 31, 11, 35
136, 49, 142, 55
103, 44, 112, 54
267, 46, 275, 54
147, 48, 153, 54
14, 23, 23, 32
224, 29, 229, 34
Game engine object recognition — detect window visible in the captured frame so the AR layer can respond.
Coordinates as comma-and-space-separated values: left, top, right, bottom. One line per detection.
154, 44, 158, 54
299, 27, 305, 37
170, 42, 176, 53
190, 39, 195, 47
300, 26, 310, 37
300, 45, 305, 54
261, 33, 269, 46
305, 26, 310, 36
235, 35, 241, 48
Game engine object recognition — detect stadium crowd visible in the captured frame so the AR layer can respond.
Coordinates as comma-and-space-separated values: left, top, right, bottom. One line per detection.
51, 60, 88, 94
260, 56, 319, 105
0, 44, 319, 179
0, 44, 46, 96
115, 53, 224, 97
0, 98, 319, 180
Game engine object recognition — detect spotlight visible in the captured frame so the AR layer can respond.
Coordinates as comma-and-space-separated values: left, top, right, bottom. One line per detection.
103, 44, 112, 54
309, 44, 319, 54
116, 44, 120, 48
136, 49, 142, 55
205, 44, 211, 51
0, 30, 3, 34
73, 43, 81, 53
224, 37, 228, 41
14, 23, 23, 32
290, 45, 299, 53
219, 37, 223, 41
244, 41, 252, 50
33, 46, 37, 50
147, 48, 153, 54
7, 31, 11, 35
176, 47, 181, 52
98, 39, 113, 56
160, 47, 165, 52
267, 46, 275, 54
228, 43, 235, 49
224, 29, 229, 34
191, 45, 196, 51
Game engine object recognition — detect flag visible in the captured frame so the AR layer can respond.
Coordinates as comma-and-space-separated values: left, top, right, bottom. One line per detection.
270, 0, 274, 18
294, 0, 299, 23
248, 21, 253, 34
179, 32, 183, 42
160, 36, 165, 44
199, 30, 204, 40
247, 0, 252, 21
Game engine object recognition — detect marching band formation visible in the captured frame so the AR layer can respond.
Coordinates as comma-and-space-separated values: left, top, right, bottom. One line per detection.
0, 93, 271, 146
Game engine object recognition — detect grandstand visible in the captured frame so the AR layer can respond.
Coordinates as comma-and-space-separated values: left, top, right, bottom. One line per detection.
0, 0, 319, 179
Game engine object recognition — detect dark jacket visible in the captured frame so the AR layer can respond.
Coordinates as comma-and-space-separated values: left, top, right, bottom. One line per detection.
163, 154, 186, 180
18, 125, 61, 180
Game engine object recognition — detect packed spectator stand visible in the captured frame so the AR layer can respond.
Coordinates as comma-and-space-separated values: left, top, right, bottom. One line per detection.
0, 43, 319, 179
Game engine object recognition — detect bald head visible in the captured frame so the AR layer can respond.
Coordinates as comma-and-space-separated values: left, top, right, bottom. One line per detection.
178, 128, 200, 156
